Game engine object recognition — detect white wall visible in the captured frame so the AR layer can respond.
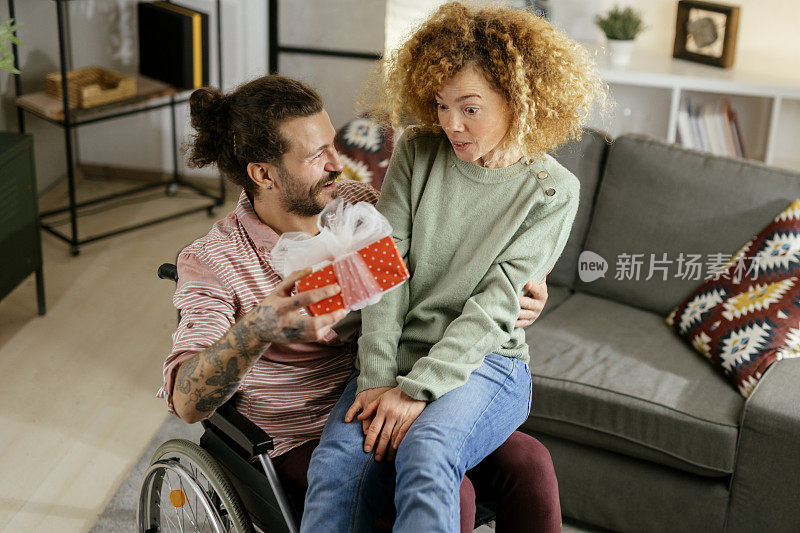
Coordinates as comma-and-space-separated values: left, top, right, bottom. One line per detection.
272, 0, 800, 128
384, 0, 525, 52
2, 0, 798, 193
551, 0, 800, 74
276, 0, 385, 128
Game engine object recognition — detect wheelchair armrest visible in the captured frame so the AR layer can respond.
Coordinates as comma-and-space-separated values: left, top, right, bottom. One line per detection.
158, 263, 178, 282
204, 401, 274, 457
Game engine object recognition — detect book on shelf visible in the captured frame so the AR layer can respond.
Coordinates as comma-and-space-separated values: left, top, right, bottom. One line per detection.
137, 1, 209, 90
689, 102, 704, 152
727, 104, 746, 158
677, 98, 694, 150
718, 99, 738, 157
693, 102, 711, 153
701, 103, 725, 156
677, 96, 745, 159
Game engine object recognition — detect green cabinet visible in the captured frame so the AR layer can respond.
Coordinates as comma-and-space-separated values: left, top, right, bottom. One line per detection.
0, 131, 45, 315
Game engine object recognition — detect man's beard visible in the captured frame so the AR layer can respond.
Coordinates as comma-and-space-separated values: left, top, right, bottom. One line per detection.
276, 166, 340, 217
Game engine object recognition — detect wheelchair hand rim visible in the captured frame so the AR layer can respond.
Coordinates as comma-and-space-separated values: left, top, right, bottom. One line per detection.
138, 458, 227, 533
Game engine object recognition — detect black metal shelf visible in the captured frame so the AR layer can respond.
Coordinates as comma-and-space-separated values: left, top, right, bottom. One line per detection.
8, 0, 225, 256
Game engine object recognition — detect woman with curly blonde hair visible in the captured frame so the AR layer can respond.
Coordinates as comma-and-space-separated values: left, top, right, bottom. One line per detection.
302, 2, 605, 531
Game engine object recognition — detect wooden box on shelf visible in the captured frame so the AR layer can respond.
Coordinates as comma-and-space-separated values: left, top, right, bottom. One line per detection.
16, 75, 177, 123
45, 65, 137, 109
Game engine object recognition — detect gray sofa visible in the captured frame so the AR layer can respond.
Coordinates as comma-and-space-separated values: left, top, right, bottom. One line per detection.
525, 131, 800, 532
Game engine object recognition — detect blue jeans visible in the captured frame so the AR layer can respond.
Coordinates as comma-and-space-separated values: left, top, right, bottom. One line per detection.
300, 352, 532, 533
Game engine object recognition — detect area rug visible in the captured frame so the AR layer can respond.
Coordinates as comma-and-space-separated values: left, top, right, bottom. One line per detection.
89, 415, 203, 532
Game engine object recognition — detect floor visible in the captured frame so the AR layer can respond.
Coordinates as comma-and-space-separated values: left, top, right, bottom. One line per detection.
0, 173, 601, 532
0, 173, 236, 532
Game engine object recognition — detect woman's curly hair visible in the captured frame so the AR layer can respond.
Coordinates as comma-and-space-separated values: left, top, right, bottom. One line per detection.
365, 1, 607, 158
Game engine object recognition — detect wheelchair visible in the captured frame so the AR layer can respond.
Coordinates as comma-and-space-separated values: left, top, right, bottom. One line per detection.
138, 263, 497, 532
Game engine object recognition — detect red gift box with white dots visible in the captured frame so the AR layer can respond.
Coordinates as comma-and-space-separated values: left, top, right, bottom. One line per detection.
295, 235, 410, 316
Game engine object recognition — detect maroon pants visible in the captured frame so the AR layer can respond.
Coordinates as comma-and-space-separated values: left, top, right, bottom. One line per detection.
271, 430, 561, 532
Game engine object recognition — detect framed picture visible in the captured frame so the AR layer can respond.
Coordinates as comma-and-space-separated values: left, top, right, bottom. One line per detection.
673, 1, 740, 68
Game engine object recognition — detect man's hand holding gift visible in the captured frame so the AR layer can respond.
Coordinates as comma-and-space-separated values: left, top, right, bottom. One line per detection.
270, 199, 410, 316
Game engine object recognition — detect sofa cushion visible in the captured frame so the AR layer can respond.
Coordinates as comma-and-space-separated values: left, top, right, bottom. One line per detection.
532, 433, 730, 533
548, 129, 610, 289
666, 199, 800, 398
524, 292, 743, 477
539, 284, 573, 320
576, 134, 800, 316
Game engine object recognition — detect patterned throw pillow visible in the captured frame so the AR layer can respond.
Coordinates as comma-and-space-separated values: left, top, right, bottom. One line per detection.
334, 115, 394, 191
666, 200, 800, 398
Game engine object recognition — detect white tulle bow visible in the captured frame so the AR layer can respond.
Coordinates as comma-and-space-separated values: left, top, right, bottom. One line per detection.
270, 199, 395, 311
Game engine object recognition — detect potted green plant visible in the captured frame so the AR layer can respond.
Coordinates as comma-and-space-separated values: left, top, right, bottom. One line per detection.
0, 18, 22, 74
595, 6, 645, 67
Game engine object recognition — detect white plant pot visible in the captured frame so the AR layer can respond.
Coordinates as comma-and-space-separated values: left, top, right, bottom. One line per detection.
607, 39, 635, 67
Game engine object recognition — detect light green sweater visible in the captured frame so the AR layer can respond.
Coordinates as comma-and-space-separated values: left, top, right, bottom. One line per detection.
356, 128, 580, 401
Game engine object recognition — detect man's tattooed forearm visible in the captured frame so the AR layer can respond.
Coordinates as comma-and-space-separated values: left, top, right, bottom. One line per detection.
175, 355, 200, 394
176, 300, 309, 416
252, 304, 280, 343
195, 358, 240, 413
206, 358, 240, 388
232, 320, 258, 362
180, 359, 242, 415
195, 386, 237, 413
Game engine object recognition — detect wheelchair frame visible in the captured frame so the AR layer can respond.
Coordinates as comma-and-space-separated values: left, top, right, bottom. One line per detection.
201, 402, 299, 532
152, 262, 299, 532
144, 262, 496, 532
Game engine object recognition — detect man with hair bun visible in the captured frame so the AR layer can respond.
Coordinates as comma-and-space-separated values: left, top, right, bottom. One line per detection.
158, 73, 560, 531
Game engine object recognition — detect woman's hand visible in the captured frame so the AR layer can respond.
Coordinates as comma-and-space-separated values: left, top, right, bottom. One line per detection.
358, 387, 426, 462
345, 386, 393, 434
516, 276, 549, 328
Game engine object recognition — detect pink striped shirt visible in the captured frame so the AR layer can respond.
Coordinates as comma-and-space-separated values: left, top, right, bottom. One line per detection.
157, 180, 380, 457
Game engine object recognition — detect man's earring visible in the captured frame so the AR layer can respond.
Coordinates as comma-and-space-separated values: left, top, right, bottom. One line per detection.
267, 185, 273, 190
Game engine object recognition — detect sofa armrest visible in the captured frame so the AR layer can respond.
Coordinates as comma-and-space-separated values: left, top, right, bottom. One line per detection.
726, 358, 800, 532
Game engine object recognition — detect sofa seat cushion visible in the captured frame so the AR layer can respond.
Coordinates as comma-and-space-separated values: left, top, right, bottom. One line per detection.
523, 292, 744, 477
539, 283, 573, 320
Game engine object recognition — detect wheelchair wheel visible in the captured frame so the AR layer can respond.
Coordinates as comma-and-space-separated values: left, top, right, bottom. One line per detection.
138, 439, 253, 533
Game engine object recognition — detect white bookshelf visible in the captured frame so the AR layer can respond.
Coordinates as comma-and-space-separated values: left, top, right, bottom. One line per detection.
587, 46, 800, 173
